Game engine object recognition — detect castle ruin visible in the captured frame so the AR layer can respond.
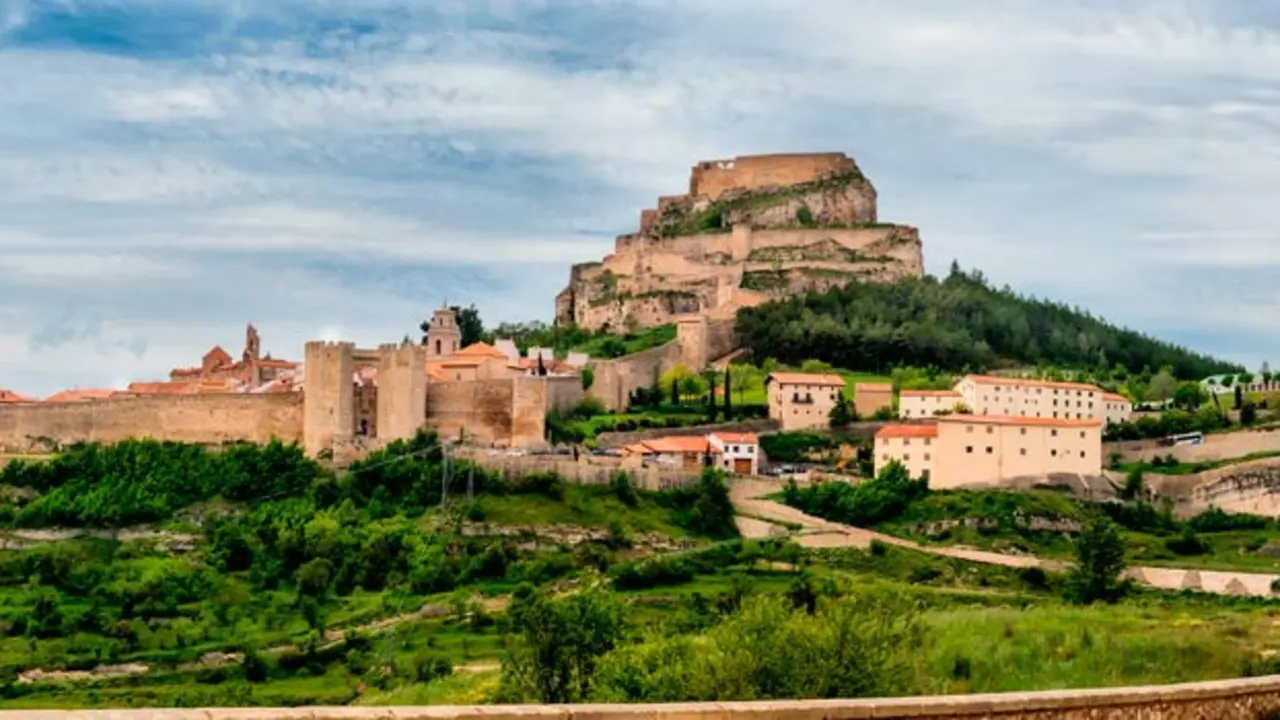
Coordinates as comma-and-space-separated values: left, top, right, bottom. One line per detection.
556, 152, 924, 332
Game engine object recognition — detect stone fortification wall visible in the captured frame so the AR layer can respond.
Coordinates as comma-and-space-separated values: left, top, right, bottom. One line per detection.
0, 394, 303, 452
12, 675, 1280, 719
545, 375, 585, 416
426, 378, 548, 448
588, 342, 678, 412
459, 450, 699, 491
557, 151, 921, 332
596, 418, 778, 448
1107, 426, 1280, 464
690, 152, 860, 199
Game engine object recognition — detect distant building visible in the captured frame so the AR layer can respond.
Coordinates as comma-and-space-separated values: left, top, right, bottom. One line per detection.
954, 375, 1108, 422
853, 382, 894, 418
766, 372, 846, 431
622, 435, 712, 470
875, 415, 1103, 489
1102, 393, 1133, 426
898, 389, 963, 418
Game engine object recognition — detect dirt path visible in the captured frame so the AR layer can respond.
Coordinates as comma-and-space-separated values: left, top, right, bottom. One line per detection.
730, 479, 1277, 596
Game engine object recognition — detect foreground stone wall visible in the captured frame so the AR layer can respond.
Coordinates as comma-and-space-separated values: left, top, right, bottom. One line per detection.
588, 342, 680, 412
11, 675, 1280, 719
1108, 426, 1280, 464
0, 394, 303, 452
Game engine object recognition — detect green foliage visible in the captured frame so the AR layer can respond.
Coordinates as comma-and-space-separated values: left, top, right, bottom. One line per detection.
759, 431, 836, 463
1103, 407, 1229, 441
611, 472, 638, 508
1064, 518, 1128, 605
581, 367, 595, 391
570, 395, 607, 419
499, 581, 626, 703
795, 205, 816, 228
736, 265, 1238, 378
591, 592, 925, 701
785, 461, 928, 527
656, 469, 738, 540
0, 438, 321, 527
828, 394, 855, 427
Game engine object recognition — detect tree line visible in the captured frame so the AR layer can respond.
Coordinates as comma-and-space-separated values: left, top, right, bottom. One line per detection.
735, 262, 1239, 380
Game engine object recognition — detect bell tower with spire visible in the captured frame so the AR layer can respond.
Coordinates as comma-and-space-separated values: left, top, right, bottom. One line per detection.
425, 305, 461, 362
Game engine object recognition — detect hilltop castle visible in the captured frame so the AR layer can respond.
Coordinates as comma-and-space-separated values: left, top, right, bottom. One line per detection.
555, 152, 925, 332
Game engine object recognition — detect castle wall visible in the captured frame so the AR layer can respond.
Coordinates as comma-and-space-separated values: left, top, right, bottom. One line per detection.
303, 341, 354, 456
21, 676, 1280, 719
0, 393, 303, 452
545, 375, 585, 415
588, 342, 680, 412
376, 343, 428, 443
691, 153, 856, 199
425, 378, 547, 447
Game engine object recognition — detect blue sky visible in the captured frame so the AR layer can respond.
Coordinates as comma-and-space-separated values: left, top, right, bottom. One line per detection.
1, 0, 1278, 396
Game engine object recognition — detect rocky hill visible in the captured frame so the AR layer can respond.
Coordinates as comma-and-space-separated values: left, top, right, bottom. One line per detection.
555, 152, 925, 332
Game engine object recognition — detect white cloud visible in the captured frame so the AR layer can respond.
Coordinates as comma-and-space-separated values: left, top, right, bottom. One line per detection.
3, 0, 1280, 394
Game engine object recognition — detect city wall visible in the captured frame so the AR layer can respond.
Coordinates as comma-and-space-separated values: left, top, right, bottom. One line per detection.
12, 675, 1280, 719
0, 394, 303, 452
458, 450, 700, 491
1108, 426, 1280, 463
426, 379, 547, 448
596, 418, 778, 448
690, 152, 857, 199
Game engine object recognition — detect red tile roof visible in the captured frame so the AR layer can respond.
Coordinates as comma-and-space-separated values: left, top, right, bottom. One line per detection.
936, 414, 1103, 428
638, 436, 713, 454
453, 342, 510, 359
767, 372, 845, 387
876, 424, 939, 439
710, 432, 758, 445
1103, 393, 1130, 403
0, 389, 34, 404
44, 389, 117, 403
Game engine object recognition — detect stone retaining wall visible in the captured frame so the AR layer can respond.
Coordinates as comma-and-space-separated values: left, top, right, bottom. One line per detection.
11, 675, 1280, 719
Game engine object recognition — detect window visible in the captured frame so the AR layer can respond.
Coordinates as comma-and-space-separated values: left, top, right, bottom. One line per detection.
1051, 449, 1057, 456
1020, 448, 1026, 455
1020, 428, 1027, 435
923, 453, 931, 461
882, 454, 889, 461
986, 426, 994, 434
966, 446, 973, 453
1079, 431, 1085, 438
904, 454, 910, 461
986, 446, 993, 454
904, 438, 911, 446
924, 438, 931, 446
967, 426, 974, 433
1051, 429, 1058, 437
1080, 450, 1086, 458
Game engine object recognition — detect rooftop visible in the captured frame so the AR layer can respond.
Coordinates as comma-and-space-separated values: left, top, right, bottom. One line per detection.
766, 372, 845, 387
935, 414, 1103, 428
900, 389, 961, 397
962, 374, 1101, 392
876, 424, 939, 439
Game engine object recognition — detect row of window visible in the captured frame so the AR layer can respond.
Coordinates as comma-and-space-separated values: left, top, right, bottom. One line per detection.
963, 446, 1088, 458
964, 425, 1089, 438
975, 385, 1095, 397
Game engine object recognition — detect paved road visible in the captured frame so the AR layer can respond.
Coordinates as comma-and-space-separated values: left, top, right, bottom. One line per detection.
730, 479, 1276, 596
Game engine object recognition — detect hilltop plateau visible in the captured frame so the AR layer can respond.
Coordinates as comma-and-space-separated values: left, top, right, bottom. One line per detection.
555, 153, 924, 332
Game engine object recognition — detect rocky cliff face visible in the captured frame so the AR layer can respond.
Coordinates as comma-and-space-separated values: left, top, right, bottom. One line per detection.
555, 153, 924, 332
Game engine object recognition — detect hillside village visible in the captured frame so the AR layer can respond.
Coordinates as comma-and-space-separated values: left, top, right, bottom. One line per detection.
9, 153, 1280, 712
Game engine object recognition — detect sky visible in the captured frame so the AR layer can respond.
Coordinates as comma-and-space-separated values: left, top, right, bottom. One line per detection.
2, 0, 1279, 396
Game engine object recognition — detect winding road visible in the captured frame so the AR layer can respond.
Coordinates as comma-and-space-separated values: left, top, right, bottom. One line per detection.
729, 479, 1280, 597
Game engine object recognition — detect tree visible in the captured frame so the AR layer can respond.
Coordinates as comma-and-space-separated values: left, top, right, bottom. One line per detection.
829, 394, 855, 427
1147, 369, 1177, 403
451, 304, 485, 346
723, 367, 733, 418
1235, 384, 1244, 411
581, 367, 594, 391
1172, 382, 1207, 412
1064, 518, 1127, 604
500, 582, 625, 703
659, 363, 705, 403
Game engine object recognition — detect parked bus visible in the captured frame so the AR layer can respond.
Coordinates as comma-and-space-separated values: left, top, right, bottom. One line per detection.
1159, 431, 1204, 447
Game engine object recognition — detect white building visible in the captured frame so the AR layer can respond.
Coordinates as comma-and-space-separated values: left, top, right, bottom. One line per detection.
898, 389, 963, 418
708, 432, 760, 475
954, 375, 1108, 422
1102, 393, 1133, 426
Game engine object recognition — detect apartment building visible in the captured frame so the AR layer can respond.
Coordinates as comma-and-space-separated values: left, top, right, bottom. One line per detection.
953, 375, 1106, 421
708, 432, 760, 475
1102, 393, 1133, 426
766, 372, 846, 431
875, 415, 1103, 489
898, 389, 963, 418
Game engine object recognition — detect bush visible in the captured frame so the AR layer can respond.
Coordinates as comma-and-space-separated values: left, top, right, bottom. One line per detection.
571, 396, 607, 419
1064, 518, 1128, 604
611, 472, 638, 508
1164, 527, 1210, 556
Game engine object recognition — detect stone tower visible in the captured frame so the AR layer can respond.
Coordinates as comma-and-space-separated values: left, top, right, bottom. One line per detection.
676, 315, 709, 371
376, 341, 429, 443
303, 341, 355, 456
425, 306, 461, 362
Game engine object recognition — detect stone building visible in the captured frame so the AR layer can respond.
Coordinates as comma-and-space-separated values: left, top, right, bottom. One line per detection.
853, 382, 893, 418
